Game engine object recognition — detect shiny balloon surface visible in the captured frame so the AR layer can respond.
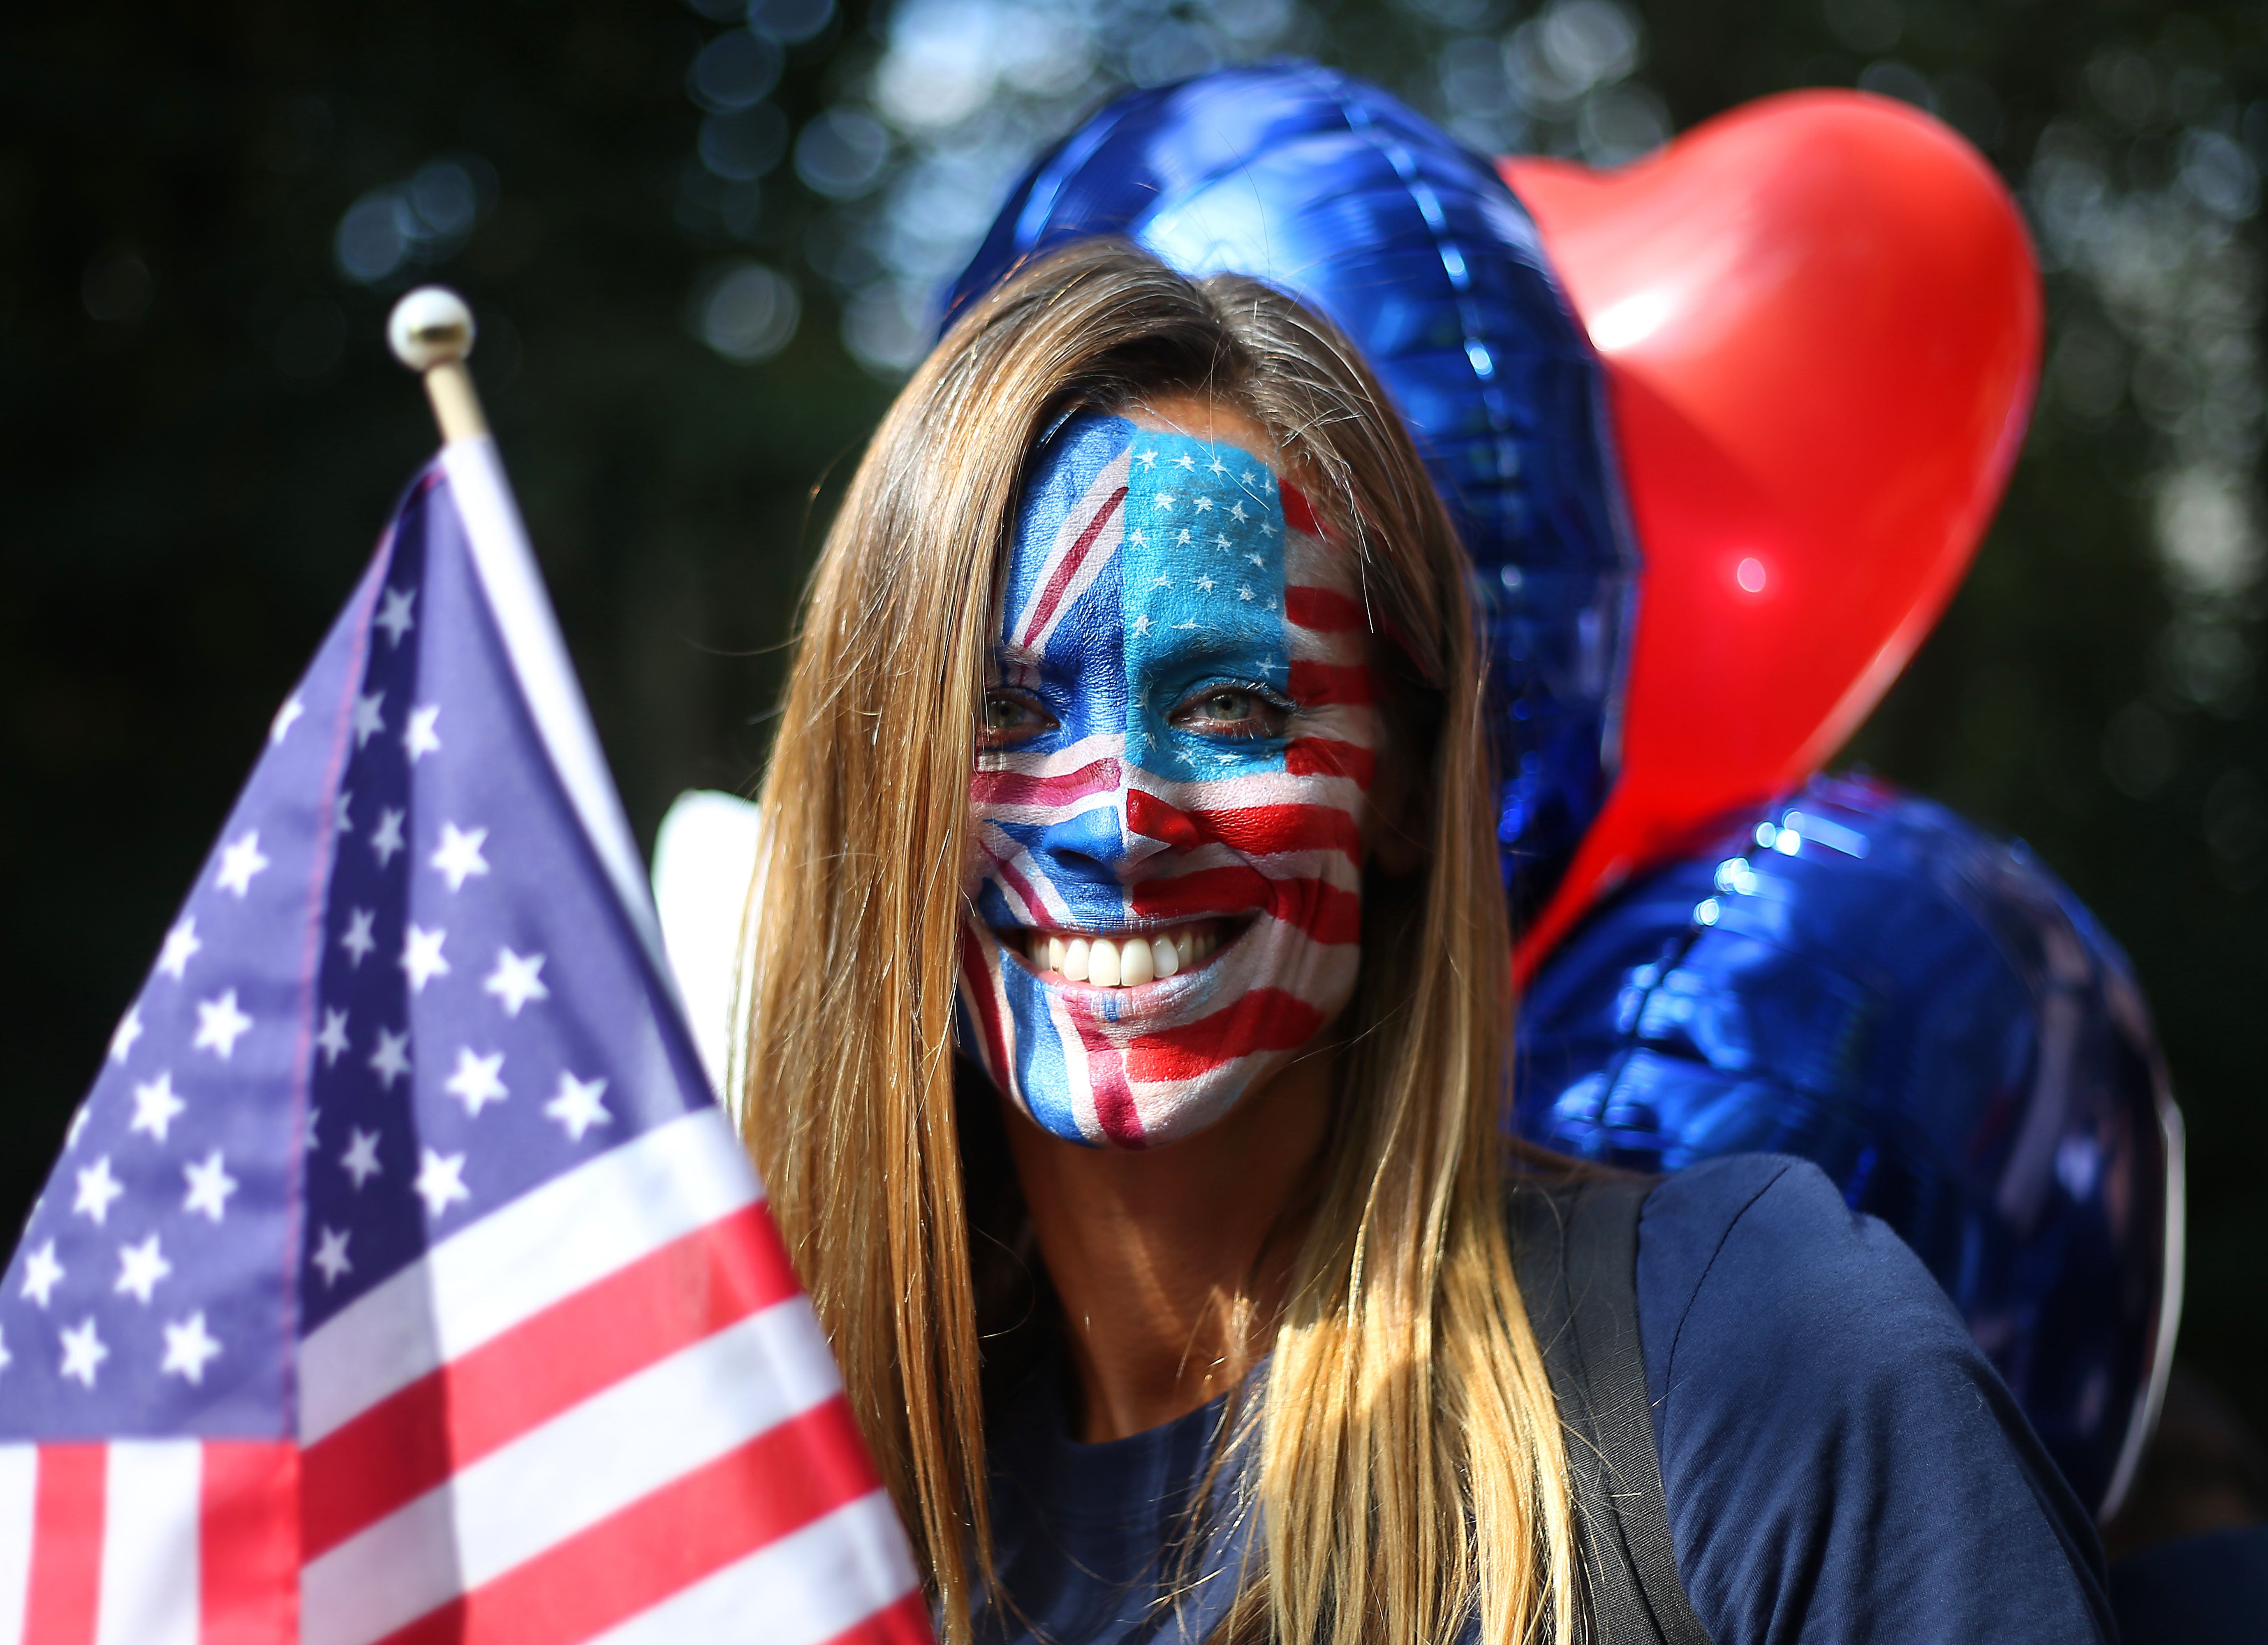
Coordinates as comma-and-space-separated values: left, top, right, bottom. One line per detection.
1514, 772, 2180, 1516
1501, 95, 2043, 971
944, 64, 1637, 921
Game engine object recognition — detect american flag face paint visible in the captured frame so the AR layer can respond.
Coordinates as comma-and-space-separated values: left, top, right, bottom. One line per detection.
957, 413, 1381, 1148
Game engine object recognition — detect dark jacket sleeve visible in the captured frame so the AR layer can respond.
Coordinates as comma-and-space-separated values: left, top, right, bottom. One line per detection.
1637, 1154, 2115, 1645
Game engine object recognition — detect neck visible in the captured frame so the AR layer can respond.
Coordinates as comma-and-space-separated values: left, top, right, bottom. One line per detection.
1003, 1053, 1336, 1443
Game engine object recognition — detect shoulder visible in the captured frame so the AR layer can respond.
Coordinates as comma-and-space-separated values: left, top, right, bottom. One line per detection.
1632, 1154, 2113, 1645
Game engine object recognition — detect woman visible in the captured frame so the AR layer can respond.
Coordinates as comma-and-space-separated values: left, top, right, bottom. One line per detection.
736, 240, 2111, 1644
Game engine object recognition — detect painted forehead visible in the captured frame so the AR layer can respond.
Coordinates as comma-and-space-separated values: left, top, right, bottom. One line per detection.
999, 412, 1321, 656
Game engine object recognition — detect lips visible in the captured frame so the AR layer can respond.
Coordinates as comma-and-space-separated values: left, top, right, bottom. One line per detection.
1000, 919, 1235, 987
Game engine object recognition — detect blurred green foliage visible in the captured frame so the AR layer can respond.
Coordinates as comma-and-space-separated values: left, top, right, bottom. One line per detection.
1, 0, 2260, 1436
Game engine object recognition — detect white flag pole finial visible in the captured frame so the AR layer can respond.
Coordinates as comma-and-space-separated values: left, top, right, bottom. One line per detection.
388, 285, 489, 444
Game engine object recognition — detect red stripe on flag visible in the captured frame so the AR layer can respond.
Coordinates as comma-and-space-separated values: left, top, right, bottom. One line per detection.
368, 1398, 884, 1645
814, 1592, 937, 1645
1285, 737, 1375, 785
1124, 988, 1329, 1083
1285, 584, 1366, 633
958, 924, 1012, 1087
303, 1202, 800, 1558
1183, 801, 1362, 862
1279, 480, 1324, 540
201, 1442, 299, 1645
1069, 1010, 1142, 1147
23, 1446, 103, 1645
970, 757, 1120, 811
1018, 485, 1126, 649
1287, 660, 1375, 707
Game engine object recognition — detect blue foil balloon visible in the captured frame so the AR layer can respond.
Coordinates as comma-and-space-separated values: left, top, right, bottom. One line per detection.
944, 63, 1639, 921
1514, 771, 2182, 1516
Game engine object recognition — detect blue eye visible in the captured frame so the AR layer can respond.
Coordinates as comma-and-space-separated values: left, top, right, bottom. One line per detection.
980, 691, 1054, 746
1172, 683, 1291, 743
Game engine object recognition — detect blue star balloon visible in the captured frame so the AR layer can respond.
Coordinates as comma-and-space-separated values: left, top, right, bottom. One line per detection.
1514, 771, 2180, 1516
944, 62, 1638, 923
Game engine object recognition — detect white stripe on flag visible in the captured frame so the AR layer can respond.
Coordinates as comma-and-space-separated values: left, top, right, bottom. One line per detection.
95, 1442, 201, 1645
301, 1107, 760, 1443
301, 1295, 844, 1645
587, 1490, 919, 1645
0, 1446, 36, 1645
440, 436, 676, 992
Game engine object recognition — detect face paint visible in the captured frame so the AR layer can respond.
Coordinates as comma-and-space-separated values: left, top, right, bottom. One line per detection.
956, 412, 1381, 1148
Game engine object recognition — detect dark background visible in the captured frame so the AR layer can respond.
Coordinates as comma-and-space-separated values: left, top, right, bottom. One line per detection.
4, 0, 2262, 1536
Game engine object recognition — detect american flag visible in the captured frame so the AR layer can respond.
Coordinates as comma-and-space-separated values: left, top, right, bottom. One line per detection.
958, 414, 1377, 1147
0, 437, 930, 1645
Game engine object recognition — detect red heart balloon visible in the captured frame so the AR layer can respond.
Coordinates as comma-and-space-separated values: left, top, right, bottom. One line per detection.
1502, 91, 2042, 979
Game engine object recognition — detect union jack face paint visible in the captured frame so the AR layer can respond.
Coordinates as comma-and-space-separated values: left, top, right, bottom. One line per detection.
957, 413, 1381, 1147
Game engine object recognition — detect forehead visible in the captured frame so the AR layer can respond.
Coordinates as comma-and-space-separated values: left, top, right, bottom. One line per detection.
999, 412, 1352, 666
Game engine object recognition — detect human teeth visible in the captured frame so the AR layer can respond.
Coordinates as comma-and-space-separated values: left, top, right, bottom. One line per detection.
1175, 931, 1194, 969
1062, 937, 1091, 981
1088, 937, 1122, 987
1150, 936, 1179, 979
1047, 935, 1066, 973
1120, 938, 1155, 986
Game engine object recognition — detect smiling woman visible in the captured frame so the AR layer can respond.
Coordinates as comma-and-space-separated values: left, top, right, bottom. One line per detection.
731, 238, 2115, 1645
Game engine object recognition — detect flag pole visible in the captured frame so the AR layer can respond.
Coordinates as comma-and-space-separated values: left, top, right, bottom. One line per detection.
387, 286, 488, 443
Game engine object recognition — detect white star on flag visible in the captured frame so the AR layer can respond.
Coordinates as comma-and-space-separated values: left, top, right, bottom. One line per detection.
1208, 455, 1228, 475
1196, 575, 1215, 592
192, 989, 254, 1059
414, 1148, 471, 1217
335, 789, 354, 833
160, 1311, 221, 1385
368, 1026, 412, 1089
340, 906, 377, 965
404, 702, 442, 762
270, 695, 305, 744
155, 916, 202, 979
1174, 451, 1196, 469
375, 584, 417, 646
312, 1228, 353, 1286
544, 1072, 611, 1141
316, 1007, 351, 1066
1150, 573, 1172, 589
483, 947, 550, 1016
1154, 493, 1175, 512
58, 1317, 108, 1388
108, 1006, 143, 1066
181, 1150, 238, 1223
1134, 448, 1157, 468
443, 1048, 508, 1117
113, 1233, 172, 1304
215, 831, 271, 897
72, 1157, 124, 1226
130, 1072, 187, 1142
19, 1242, 63, 1308
370, 807, 407, 867
1229, 501, 1248, 522
401, 924, 450, 992
1193, 496, 1213, 513
1237, 585, 1255, 601
352, 690, 386, 749
1245, 552, 1266, 568
1132, 614, 1151, 636
430, 822, 491, 891
340, 1128, 383, 1188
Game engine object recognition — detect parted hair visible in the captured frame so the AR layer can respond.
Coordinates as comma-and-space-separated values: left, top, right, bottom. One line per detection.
736, 239, 1578, 1645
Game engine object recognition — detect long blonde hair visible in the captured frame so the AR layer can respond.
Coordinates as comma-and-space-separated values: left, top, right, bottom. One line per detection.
739, 239, 1578, 1645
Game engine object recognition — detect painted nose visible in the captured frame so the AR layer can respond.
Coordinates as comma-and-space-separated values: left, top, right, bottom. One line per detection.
1030, 792, 1176, 888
